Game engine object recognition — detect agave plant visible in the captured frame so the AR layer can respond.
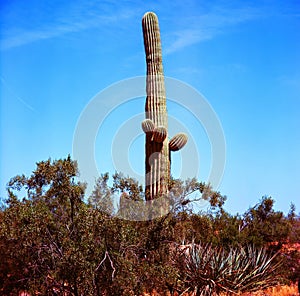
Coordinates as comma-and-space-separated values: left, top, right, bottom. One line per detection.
173, 242, 282, 295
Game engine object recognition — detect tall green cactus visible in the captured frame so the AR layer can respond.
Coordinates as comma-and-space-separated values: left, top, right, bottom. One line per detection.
142, 12, 188, 201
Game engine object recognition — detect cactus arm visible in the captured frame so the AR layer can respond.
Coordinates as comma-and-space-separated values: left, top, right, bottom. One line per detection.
169, 133, 188, 151
141, 119, 155, 134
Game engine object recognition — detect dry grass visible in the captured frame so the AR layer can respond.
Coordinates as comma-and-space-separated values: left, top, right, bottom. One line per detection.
144, 284, 299, 296
236, 284, 299, 296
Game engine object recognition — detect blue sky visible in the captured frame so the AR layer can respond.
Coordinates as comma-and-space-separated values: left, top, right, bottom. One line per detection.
1, 0, 299, 215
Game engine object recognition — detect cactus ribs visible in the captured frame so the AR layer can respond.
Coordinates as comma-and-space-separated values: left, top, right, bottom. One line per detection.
141, 12, 188, 201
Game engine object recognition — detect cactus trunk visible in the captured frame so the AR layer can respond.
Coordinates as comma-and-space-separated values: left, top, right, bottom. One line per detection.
142, 12, 188, 202
142, 12, 169, 201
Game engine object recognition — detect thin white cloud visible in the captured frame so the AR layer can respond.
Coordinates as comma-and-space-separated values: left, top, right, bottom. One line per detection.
1, 1, 293, 53
2, 25, 75, 50
1, 2, 141, 50
165, 29, 211, 54
1, 76, 36, 112
164, 6, 263, 54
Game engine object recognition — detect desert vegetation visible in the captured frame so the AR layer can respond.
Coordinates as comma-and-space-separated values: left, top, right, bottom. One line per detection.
0, 156, 299, 295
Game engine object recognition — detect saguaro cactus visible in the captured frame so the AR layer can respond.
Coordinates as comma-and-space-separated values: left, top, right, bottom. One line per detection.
142, 12, 188, 201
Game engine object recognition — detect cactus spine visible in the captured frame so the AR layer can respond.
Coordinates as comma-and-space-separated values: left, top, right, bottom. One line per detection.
142, 12, 187, 201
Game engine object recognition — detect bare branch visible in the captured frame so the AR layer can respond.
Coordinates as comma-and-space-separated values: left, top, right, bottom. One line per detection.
95, 250, 116, 280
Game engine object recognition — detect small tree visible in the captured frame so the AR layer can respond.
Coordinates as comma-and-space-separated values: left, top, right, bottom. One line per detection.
88, 173, 114, 214
243, 196, 293, 247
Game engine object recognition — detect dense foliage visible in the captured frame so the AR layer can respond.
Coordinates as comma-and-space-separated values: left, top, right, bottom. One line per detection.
0, 156, 299, 295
